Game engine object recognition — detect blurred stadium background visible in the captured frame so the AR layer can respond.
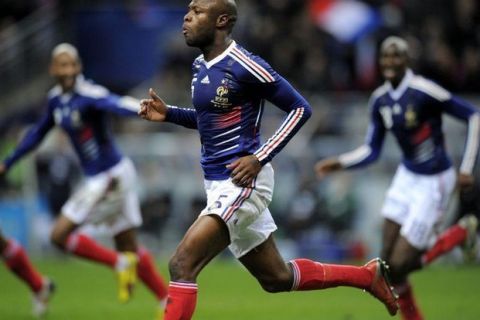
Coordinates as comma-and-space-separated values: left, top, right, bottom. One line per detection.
1, 0, 480, 318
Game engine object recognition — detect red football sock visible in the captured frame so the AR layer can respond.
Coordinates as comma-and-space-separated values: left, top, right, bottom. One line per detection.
395, 282, 424, 320
164, 282, 198, 320
137, 247, 168, 301
289, 259, 371, 291
422, 224, 467, 265
1, 239, 43, 293
66, 233, 118, 268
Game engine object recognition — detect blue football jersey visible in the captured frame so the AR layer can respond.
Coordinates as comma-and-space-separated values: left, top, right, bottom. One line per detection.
4, 75, 140, 176
165, 41, 312, 180
339, 69, 480, 175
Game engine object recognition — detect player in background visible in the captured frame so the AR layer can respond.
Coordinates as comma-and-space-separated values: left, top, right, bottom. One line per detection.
0, 230, 54, 317
139, 1, 398, 319
315, 36, 479, 320
0, 43, 168, 317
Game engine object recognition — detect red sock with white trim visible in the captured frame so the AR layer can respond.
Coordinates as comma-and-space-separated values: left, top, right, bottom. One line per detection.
289, 259, 371, 290
1, 239, 43, 293
164, 281, 198, 320
137, 247, 168, 302
66, 233, 118, 268
422, 224, 467, 265
395, 282, 424, 320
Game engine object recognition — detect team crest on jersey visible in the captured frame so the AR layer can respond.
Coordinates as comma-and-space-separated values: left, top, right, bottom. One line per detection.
211, 82, 232, 109
405, 104, 417, 128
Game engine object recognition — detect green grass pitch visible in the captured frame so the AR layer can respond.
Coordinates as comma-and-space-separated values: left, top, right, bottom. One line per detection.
1, 258, 479, 319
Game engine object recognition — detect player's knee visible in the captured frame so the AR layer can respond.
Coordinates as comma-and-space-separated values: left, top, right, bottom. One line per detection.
388, 257, 411, 280
168, 252, 196, 282
50, 229, 68, 250
257, 271, 292, 293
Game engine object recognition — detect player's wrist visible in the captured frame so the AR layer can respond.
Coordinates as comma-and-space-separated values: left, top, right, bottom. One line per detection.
252, 154, 267, 166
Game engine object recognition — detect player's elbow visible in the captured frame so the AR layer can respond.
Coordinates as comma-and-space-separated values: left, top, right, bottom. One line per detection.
301, 104, 312, 121
368, 150, 381, 163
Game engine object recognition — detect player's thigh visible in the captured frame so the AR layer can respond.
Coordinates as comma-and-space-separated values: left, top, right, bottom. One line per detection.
171, 215, 230, 276
389, 236, 423, 271
239, 235, 291, 288
381, 218, 401, 261
114, 228, 138, 252
50, 215, 79, 243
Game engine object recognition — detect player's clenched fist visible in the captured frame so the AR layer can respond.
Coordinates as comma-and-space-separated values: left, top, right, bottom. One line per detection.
138, 88, 168, 122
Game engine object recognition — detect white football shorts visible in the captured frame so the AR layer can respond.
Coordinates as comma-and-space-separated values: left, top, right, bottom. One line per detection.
200, 163, 278, 258
62, 157, 142, 235
382, 164, 456, 249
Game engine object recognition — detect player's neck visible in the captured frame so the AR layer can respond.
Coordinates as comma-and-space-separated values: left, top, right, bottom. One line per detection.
202, 37, 233, 62
390, 71, 406, 89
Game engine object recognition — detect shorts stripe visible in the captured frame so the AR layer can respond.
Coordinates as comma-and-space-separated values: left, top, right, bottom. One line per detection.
221, 187, 253, 222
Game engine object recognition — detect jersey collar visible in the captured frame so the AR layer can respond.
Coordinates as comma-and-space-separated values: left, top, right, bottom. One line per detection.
52, 74, 85, 103
385, 69, 413, 101
202, 40, 236, 69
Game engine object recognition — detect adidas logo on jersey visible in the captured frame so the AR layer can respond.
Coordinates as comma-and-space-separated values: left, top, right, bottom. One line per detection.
201, 76, 210, 84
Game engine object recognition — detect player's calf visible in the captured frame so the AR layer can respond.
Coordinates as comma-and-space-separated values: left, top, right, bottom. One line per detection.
254, 266, 292, 293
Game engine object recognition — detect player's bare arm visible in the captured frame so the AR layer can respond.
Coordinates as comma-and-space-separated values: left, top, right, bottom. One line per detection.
0, 163, 6, 176
227, 155, 262, 187
314, 157, 342, 179
138, 88, 168, 122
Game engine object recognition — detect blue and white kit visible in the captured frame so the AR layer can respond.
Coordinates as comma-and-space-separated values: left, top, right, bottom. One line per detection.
339, 69, 480, 248
165, 41, 312, 257
4, 75, 142, 233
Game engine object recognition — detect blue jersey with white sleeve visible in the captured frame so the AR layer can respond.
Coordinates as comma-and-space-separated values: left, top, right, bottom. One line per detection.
165, 41, 312, 180
339, 69, 480, 175
4, 75, 140, 176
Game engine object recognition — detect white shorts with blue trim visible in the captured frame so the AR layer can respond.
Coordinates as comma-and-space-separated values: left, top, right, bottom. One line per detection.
62, 157, 142, 235
382, 165, 456, 249
200, 163, 277, 258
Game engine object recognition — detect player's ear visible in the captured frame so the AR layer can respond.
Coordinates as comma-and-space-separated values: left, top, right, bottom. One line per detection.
217, 13, 229, 29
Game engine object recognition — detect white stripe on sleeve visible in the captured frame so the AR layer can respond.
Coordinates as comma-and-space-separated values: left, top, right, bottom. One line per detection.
338, 145, 372, 167
460, 113, 480, 174
119, 96, 141, 112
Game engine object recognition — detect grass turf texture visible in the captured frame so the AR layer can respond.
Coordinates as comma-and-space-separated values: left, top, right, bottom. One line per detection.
1, 258, 479, 319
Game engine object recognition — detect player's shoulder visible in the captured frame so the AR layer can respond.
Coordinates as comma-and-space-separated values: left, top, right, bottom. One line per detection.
227, 42, 276, 83
372, 83, 389, 100
74, 75, 110, 99
369, 83, 389, 107
193, 54, 205, 67
47, 85, 62, 99
409, 74, 451, 101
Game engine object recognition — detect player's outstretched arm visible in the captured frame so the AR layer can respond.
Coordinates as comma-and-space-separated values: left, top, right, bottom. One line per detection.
138, 88, 168, 122
0, 163, 6, 176
314, 157, 343, 180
